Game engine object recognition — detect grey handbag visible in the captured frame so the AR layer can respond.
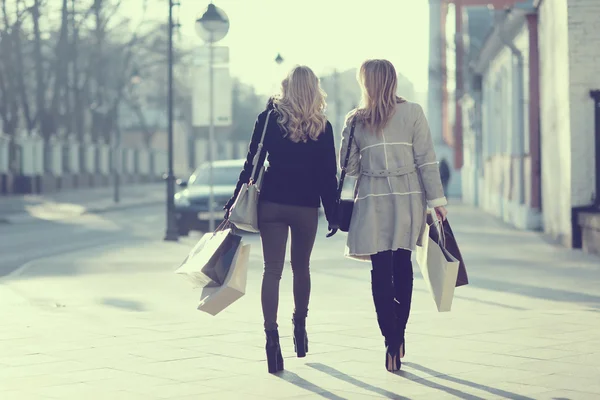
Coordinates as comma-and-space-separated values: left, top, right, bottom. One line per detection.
228, 110, 272, 233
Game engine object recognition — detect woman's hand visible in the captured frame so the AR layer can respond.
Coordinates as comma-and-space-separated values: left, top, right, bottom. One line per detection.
223, 204, 232, 220
326, 223, 339, 238
434, 206, 448, 221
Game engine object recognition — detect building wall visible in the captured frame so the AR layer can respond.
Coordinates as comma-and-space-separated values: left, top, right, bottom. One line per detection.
567, 0, 600, 208
538, 0, 574, 245
460, 95, 478, 206
475, 21, 542, 230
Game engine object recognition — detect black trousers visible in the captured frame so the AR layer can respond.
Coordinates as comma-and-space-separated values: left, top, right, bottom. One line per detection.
370, 249, 414, 342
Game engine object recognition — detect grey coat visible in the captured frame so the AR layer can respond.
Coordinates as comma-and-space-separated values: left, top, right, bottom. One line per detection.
340, 101, 447, 261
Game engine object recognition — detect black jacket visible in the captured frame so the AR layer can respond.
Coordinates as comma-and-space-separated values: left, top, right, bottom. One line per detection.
226, 101, 338, 223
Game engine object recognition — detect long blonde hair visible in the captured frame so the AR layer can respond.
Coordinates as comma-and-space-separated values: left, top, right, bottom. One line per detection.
273, 66, 328, 143
350, 59, 405, 134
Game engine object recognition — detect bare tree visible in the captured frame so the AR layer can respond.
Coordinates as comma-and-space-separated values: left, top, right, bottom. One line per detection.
0, 0, 186, 166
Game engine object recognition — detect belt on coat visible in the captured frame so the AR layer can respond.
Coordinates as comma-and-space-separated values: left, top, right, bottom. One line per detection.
361, 165, 416, 177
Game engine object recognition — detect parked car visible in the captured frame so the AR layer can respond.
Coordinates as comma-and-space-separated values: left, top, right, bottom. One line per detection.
174, 159, 244, 235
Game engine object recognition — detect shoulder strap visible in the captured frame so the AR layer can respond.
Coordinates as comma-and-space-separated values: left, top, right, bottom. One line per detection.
336, 119, 357, 200
250, 110, 272, 183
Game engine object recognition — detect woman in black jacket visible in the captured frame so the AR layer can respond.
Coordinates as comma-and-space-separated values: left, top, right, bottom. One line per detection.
225, 65, 338, 373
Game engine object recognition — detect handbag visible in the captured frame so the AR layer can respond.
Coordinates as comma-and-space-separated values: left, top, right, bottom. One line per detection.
228, 110, 272, 233
336, 119, 357, 232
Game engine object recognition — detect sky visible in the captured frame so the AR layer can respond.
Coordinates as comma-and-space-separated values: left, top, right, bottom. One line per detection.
132, 0, 431, 96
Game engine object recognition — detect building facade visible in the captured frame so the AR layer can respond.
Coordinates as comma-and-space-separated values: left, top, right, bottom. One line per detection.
537, 0, 600, 248
436, 0, 600, 253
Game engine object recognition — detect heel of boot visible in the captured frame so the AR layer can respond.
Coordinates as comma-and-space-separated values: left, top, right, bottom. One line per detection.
266, 347, 283, 373
293, 334, 307, 358
293, 317, 308, 358
265, 330, 284, 374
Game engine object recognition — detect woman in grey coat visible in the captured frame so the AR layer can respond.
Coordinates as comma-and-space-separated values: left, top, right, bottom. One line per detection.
339, 59, 448, 372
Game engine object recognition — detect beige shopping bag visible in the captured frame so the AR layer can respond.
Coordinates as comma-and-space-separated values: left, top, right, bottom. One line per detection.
197, 242, 250, 316
415, 218, 460, 312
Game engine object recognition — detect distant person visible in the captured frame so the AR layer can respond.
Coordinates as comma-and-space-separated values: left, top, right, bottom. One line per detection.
439, 158, 451, 196
337, 59, 447, 372
224, 66, 338, 374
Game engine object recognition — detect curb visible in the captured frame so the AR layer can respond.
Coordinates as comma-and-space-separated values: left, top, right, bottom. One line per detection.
87, 199, 164, 215
0, 199, 164, 226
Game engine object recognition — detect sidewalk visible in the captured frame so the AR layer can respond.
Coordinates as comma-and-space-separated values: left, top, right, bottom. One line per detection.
0, 183, 165, 224
0, 203, 599, 399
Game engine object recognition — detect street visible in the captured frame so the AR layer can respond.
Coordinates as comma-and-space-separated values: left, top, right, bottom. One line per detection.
0, 203, 164, 277
1, 203, 600, 399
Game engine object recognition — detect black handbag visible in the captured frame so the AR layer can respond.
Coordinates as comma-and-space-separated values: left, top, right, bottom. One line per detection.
336, 120, 357, 232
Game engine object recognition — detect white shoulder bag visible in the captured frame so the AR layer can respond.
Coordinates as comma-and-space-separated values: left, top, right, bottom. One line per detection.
228, 110, 272, 233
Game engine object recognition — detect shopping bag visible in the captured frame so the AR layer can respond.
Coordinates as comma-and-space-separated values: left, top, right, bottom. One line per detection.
198, 242, 250, 316
175, 227, 241, 288
425, 214, 469, 287
416, 217, 460, 312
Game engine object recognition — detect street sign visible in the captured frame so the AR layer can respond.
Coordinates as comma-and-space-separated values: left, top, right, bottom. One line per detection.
194, 46, 229, 66
192, 65, 232, 128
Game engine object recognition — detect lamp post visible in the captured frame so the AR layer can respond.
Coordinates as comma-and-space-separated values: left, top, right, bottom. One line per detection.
195, 3, 229, 233
114, 67, 142, 205
164, 0, 181, 241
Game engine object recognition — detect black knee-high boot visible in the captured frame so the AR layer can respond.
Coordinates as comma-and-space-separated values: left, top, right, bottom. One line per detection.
371, 270, 397, 340
371, 269, 401, 371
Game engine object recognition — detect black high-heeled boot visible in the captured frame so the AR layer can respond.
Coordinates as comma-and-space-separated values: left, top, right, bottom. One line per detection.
371, 269, 401, 372
292, 316, 308, 358
265, 330, 284, 373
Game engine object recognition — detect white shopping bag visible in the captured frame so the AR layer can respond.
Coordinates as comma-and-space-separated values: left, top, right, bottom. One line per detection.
198, 242, 251, 316
416, 218, 460, 312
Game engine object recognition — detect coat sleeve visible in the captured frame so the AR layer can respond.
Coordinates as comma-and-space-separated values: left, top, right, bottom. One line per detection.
339, 117, 360, 177
412, 104, 447, 208
225, 111, 269, 210
319, 122, 339, 224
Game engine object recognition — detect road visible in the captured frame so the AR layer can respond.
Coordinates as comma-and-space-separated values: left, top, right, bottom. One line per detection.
0, 204, 166, 277
1, 204, 600, 399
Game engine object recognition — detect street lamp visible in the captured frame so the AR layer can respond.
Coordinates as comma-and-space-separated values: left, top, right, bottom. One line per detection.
275, 53, 284, 65
195, 3, 229, 233
164, 0, 181, 241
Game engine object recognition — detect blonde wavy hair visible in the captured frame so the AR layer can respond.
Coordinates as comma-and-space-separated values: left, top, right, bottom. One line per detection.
272, 65, 328, 143
350, 59, 405, 134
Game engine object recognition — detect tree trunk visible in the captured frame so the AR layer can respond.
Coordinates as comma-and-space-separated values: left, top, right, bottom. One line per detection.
0, 0, 19, 139
13, 3, 34, 133
92, 0, 105, 143
32, 0, 48, 139
71, 0, 83, 140
51, 0, 70, 136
